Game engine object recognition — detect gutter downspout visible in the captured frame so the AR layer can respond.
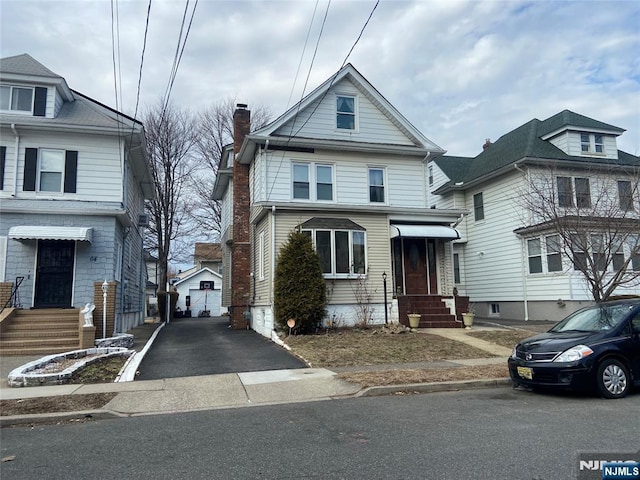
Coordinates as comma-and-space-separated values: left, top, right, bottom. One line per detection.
271, 205, 276, 330
514, 163, 530, 321
11, 124, 19, 196
422, 151, 431, 207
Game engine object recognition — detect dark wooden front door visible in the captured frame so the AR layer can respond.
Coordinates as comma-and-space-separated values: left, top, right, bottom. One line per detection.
402, 238, 438, 295
403, 238, 428, 294
34, 240, 75, 308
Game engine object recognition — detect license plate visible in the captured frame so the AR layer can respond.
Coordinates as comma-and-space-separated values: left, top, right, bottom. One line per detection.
517, 366, 533, 380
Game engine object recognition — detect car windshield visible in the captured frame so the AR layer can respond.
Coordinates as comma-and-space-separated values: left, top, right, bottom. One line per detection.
550, 304, 635, 333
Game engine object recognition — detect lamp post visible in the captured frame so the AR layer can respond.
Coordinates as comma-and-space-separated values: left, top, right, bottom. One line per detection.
382, 271, 388, 325
101, 280, 108, 339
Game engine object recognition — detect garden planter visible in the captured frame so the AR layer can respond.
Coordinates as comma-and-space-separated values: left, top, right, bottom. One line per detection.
407, 314, 421, 329
462, 312, 475, 329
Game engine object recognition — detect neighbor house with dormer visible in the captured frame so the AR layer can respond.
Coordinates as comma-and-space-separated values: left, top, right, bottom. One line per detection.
430, 110, 640, 321
0, 54, 153, 354
213, 64, 470, 337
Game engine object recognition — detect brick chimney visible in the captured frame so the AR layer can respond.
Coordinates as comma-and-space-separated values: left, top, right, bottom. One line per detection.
231, 104, 251, 329
482, 138, 492, 150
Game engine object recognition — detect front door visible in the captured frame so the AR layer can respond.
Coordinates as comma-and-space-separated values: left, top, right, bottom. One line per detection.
402, 238, 438, 295
34, 240, 75, 308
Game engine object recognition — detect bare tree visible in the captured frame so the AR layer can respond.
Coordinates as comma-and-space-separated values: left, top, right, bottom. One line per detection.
518, 163, 640, 301
190, 98, 272, 238
143, 101, 200, 289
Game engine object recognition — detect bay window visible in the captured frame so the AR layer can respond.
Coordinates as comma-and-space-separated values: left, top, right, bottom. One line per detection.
303, 227, 366, 277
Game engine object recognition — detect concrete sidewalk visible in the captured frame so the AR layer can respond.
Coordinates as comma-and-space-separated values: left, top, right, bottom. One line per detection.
0, 322, 521, 425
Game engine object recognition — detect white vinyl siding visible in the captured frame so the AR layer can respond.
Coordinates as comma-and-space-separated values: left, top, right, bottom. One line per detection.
13, 131, 123, 202
259, 150, 427, 208
272, 78, 414, 146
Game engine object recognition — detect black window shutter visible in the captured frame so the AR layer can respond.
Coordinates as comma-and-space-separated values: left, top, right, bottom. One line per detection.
64, 150, 78, 193
34, 87, 47, 117
23, 148, 38, 191
0, 146, 6, 190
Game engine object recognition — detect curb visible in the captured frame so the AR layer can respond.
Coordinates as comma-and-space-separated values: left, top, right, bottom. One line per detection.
0, 409, 125, 428
356, 377, 512, 397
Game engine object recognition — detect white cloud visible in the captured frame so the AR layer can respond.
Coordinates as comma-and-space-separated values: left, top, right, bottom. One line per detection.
1, 0, 638, 157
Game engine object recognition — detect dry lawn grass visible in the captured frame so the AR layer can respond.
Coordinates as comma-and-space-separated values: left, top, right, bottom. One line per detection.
337, 364, 508, 388
284, 329, 498, 368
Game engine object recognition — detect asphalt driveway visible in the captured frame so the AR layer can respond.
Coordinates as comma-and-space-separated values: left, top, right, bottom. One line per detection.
136, 316, 306, 380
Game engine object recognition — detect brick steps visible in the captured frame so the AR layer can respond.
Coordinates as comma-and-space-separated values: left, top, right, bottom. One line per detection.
0, 308, 80, 356
399, 295, 468, 329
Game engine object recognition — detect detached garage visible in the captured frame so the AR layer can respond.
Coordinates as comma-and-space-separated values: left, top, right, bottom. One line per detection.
173, 267, 224, 317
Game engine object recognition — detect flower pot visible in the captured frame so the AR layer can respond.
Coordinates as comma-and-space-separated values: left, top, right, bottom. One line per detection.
407, 314, 421, 329
462, 312, 475, 329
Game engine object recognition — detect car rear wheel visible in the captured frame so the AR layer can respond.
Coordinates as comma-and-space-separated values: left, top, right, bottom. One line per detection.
596, 359, 630, 399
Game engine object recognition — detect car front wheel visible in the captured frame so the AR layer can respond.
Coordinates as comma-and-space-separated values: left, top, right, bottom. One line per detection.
596, 359, 630, 399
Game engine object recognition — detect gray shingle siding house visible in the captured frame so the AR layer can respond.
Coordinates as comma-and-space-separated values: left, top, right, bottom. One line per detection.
0, 54, 153, 334
430, 110, 640, 321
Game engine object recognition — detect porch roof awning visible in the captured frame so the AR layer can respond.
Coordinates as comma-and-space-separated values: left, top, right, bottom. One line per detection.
390, 224, 460, 240
9, 226, 93, 243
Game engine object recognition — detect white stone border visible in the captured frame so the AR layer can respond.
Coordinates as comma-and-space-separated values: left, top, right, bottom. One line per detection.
8, 348, 134, 388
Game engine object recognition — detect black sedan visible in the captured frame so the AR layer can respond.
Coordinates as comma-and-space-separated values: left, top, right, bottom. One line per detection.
508, 299, 640, 398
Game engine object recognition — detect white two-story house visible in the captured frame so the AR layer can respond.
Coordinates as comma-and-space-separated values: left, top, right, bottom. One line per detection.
431, 110, 640, 321
213, 64, 469, 337
0, 54, 153, 352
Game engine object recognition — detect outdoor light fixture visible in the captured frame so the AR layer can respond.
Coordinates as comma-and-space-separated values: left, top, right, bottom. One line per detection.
101, 279, 108, 339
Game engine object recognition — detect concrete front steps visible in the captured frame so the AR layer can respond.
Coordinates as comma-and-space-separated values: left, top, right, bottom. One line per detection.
0, 308, 80, 356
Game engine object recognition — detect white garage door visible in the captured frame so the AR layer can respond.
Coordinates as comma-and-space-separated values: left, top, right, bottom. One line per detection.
187, 289, 221, 317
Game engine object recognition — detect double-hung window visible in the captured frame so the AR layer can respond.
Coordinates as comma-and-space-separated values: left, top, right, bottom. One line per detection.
23, 147, 78, 193
546, 235, 563, 272
368, 168, 385, 203
316, 165, 333, 201
473, 192, 484, 221
336, 95, 356, 130
574, 177, 591, 208
580, 133, 590, 152
527, 238, 543, 274
39, 149, 65, 192
557, 176, 591, 208
618, 180, 634, 211
292, 163, 333, 202
557, 176, 573, 207
528, 235, 563, 274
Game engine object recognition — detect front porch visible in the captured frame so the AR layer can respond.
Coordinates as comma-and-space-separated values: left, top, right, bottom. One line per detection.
397, 295, 469, 328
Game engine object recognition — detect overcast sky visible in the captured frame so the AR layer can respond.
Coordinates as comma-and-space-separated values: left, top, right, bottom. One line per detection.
1, 0, 638, 158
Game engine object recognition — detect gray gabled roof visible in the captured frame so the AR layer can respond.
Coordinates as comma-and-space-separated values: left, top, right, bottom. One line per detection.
433, 110, 638, 192
0, 53, 62, 78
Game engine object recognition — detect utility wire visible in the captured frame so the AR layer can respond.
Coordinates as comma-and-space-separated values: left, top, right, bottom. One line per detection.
161, 0, 199, 118
266, 0, 380, 200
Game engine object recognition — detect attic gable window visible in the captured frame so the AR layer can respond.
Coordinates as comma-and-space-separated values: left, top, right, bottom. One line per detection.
336, 95, 356, 130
